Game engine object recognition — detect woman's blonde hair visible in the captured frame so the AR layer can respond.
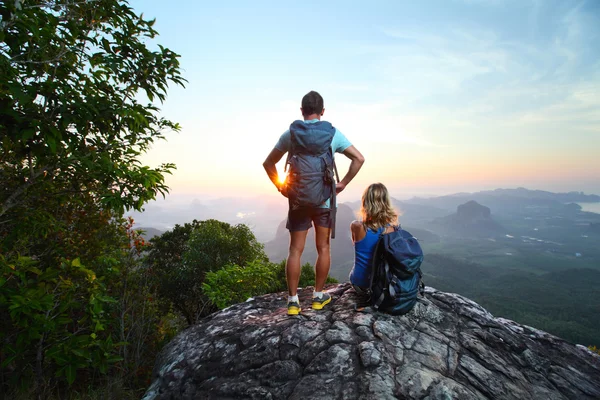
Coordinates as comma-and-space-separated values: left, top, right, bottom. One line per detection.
360, 183, 398, 230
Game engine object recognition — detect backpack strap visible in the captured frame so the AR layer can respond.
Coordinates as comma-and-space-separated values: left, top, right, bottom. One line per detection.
372, 261, 389, 309
330, 178, 337, 239
284, 152, 290, 173
367, 228, 386, 304
367, 225, 399, 309
329, 152, 339, 239
333, 159, 340, 183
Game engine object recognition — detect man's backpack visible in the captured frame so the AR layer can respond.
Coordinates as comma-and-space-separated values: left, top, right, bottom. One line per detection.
369, 226, 424, 315
285, 120, 340, 237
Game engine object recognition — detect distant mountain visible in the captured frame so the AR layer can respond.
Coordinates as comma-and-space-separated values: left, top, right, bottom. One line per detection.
433, 200, 505, 237
480, 188, 600, 203
138, 227, 164, 240
405, 187, 598, 216
456, 200, 492, 220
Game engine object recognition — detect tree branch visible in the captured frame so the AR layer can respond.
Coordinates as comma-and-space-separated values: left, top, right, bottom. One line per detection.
0, 167, 49, 218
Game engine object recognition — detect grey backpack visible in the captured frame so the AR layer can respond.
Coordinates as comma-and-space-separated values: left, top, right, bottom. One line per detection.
285, 120, 339, 238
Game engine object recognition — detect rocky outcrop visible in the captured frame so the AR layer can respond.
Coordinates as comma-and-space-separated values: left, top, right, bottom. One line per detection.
144, 283, 600, 400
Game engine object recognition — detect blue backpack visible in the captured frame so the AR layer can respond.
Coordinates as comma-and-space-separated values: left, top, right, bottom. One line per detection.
285, 120, 339, 237
369, 226, 424, 315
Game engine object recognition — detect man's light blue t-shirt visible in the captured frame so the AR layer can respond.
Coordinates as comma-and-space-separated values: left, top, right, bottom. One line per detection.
274, 119, 352, 208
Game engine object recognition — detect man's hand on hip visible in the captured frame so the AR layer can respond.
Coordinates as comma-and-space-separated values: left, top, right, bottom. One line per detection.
336, 145, 365, 193
279, 183, 289, 198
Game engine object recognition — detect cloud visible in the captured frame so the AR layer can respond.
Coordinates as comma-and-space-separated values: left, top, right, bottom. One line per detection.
367, 27, 515, 104
236, 211, 256, 219
328, 102, 443, 147
372, 1, 599, 124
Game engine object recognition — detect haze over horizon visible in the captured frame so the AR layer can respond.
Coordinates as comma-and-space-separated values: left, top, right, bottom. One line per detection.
129, 0, 600, 201
129, 186, 600, 242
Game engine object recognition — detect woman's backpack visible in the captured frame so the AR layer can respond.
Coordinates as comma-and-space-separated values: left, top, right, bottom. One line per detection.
368, 226, 424, 315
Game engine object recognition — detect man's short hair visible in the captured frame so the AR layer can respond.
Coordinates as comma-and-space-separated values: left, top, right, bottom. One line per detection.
301, 91, 324, 117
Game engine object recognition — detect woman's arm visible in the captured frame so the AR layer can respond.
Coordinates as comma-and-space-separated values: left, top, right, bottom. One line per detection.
350, 220, 365, 243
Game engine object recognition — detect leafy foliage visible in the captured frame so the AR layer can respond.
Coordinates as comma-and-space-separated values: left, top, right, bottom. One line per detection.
1, 0, 185, 241
0, 0, 184, 397
0, 214, 180, 398
297, 262, 339, 288
203, 260, 279, 309
0, 255, 120, 389
146, 219, 268, 324
272, 260, 338, 291
204, 260, 339, 310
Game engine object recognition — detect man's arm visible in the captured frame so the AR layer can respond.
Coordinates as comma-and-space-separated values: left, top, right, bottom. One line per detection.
336, 145, 365, 194
263, 148, 286, 190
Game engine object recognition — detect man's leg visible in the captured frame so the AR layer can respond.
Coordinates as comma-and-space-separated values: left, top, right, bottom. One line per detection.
286, 229, 308, 296
314, 224, 331, 292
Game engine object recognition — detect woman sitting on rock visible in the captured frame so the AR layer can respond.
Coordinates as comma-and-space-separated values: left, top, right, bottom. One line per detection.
349, 182, 398, 294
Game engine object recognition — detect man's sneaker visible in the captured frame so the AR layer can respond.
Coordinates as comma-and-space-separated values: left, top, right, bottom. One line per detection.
312, 293, 331, 310
287, 301, 301, 315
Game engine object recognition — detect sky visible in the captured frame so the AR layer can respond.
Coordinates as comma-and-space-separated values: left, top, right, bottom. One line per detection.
130, 0, 600, 202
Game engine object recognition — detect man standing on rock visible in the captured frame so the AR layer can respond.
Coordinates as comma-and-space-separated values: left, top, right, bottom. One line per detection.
263, 91, 365, 315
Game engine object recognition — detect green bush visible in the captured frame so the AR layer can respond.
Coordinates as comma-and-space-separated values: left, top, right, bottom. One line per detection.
203, 260, 279, 309
273, 260, 338, 291
203, 260, 340, 310
0, 216, 181, 398
0, 256, 120, 390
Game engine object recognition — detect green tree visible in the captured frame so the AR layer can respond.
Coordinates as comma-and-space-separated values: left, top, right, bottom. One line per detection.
146, 220, 267, 325
1, 0, 185, 256
0, 0, 184, 396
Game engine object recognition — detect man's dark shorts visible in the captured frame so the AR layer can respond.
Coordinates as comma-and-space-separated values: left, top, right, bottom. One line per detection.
286, 207, 332, 232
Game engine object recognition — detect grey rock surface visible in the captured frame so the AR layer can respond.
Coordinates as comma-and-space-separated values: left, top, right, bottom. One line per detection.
144, 283, 600, 400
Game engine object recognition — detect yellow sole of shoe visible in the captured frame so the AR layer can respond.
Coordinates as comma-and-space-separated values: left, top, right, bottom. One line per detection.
287, 307, 301, 315
312, 297, 331, 310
